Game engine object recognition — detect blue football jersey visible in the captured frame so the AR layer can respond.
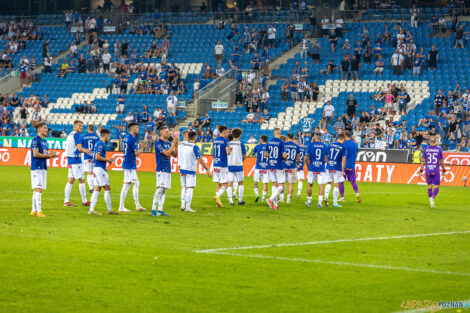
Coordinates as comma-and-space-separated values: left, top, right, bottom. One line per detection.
300, 117, 314, 133
253, 143, 268, 169
306, 141, 327, 172
326, 141, 346, 171
297, 146, 305, 171
93, 140, 107, 170
343, 139, 358, 170
212, 136, 228, 168
266, 137, 285, 170
155, 139, 172, 173
82, 133, 100, 160
31, 136, 48, 170
122, 135, 138, 170
283, 141, 300, 169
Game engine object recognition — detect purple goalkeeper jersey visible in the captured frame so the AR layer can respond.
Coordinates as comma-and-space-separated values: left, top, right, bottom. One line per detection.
423, 145, 443, 174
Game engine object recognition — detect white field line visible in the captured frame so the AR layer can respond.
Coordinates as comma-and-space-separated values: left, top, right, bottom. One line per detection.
195, 230, 470, 254
390, 299, 470, 313
207, 251, 470, 277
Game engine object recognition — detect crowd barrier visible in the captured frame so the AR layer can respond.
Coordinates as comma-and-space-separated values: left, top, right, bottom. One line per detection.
1, 148, 468, 187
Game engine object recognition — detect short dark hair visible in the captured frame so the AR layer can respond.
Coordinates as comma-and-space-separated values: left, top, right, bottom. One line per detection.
88, 124, 95, 131
314, 132, 322, 139
344, 130, 351, 138
188, 131, 197, 141
100, 128, 111, 136
35, 122, 46, 130
158, 126, 168, 133
260, 135, 268, 143
232, 128, 243, 139
128, 122, 140, 129
218, 125, 227, 133
338, 134, 346, 141
280, 135, 287, 142
287, 132, 294, 139
73, 120, 83, 126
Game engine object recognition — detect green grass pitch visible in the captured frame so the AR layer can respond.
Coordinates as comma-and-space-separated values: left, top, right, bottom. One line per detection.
0, 165, 469, 313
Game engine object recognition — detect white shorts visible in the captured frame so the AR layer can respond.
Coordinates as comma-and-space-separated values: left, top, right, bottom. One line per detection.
254, 169, 269, 184
284, 169, 297, 183
228, 171, 244, 183
31, 169, 47, 189
180, 173, 196, 188
325, 170, 345, 184
83, 159, 94, 172
123, 169, 139, 183
307, 171, 328, 185
212, 167, 229, 183
269, 169, 286, 184
93, 167, 110, 187
68, 163, 85, 180
297, 170, 305, 180
156, 171, 172, 189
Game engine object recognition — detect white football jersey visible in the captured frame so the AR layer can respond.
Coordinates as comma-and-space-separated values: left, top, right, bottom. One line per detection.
179, 141, 202, 174
228, 140, 246, 172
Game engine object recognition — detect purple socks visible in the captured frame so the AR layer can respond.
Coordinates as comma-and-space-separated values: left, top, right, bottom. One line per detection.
351, 182, 359, 194
339, 183, 344, 198
432, 188, 439, 198
427, 189, 433, 198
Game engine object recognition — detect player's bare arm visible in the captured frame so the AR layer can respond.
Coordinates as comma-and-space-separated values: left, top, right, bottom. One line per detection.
95, 152, 115, 163
198, 158, 211, 177
76, 143, 91, 155
33, 149, 58, 159
135, 142, 147, 156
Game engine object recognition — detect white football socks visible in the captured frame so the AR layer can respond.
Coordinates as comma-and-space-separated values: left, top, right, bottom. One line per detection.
119, 183, 131, 209
324, 184, 332, 200
254, 186, 259, 196
133, 182, 141, 208
34, 192, 42, 212
79, 183, 87, 203
318, 195, 324, 205
216, 187, 225, 198
227, 186, 233, 203
89, 190, 100, 212
333, 187, 339, 204
297, 181, 303, 195
185, 188, 194, 210
104, 190, 112, 212
261, 190, 267, 200
86, 174, 94, 191
32, 192, 37, 212
180, 187, 186, 209
158, 189, 166, 211
64, 183, 73, 203
238, 185, 244, 202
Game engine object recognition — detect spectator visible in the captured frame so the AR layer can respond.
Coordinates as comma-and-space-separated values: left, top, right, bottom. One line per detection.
374, 55, 385, 76
166, 90, 177, 117
398, 87, 409, 115
434, 89, 446, 114
335, 16, 344, 37
340, 55, 350, 80
300, 34, 310, 59
202, 113, 211, 128
247, 134, 257, 144
216, 64, 225, 77
321, 16, 330, 38
260, 88, 269, 111
116, 91, 125, 114
102, 49, 111, 72
350, 54, 360, 80
251, 53, 261, 70
289, 75, 298, 101
310, 39, 321, 64
410, 5, 420, 28
391, 49, 404, 75
281, 78, 289, 101
454, 25, 467, 49
242, 109, 255, 123
297, 78, 307, 101
428, 45, 439, 70
267, 24, 276, 48
319, 60, 336, 75
254, 108, 263, 124
322, 100, 335, 126
214, 40, 224, 64
328, 29, 338, 53
346, 94, 358, 117
333, 117, 345, 133
19, 105, 28, 126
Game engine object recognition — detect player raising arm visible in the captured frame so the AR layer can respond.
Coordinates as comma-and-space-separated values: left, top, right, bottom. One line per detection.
119, 122, 147, 212
88, 129, 119, 215
304, 133, 328, 208
31, 123, 58, 217
64, 120, 91, 207
151, 126, 178, 216
252, 135, 269, 202
324, 134, 347, 207
420, 136, 445, 208
179, 131, 211, 212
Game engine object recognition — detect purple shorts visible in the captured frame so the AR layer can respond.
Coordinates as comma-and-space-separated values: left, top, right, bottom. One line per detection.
344, 169, 356, 182
426, 172, 441, 185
